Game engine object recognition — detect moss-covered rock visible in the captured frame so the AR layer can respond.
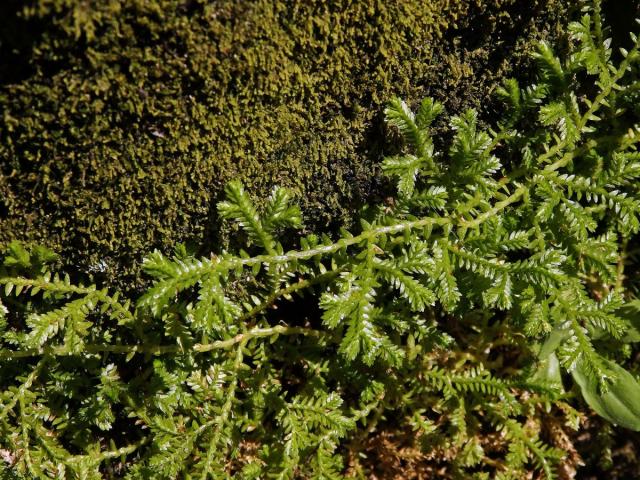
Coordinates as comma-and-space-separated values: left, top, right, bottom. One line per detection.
0, 0, 570, 287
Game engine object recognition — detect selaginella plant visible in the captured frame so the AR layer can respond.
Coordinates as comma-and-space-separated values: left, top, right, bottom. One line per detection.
1, 1, 640, 478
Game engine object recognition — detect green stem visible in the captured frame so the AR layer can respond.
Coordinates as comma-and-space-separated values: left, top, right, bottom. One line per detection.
0, 358, 46, 421
615, 238, 628, 292
458, 185, 528, 229
233, 216, 452, 268
0, 326, 321, 359
66, 437, 150, 465
0, 276, 94, 294
200, 341, 246, 479
19, 396, 34, 475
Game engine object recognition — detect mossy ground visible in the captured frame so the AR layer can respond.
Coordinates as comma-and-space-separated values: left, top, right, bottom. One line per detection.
0, 0, 570, 289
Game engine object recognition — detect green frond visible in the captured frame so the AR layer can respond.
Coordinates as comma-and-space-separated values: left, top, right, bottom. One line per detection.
382, 155, 425, 197
415, 97, 444, 130
605, 152, 640, 185
574, 292, 627, 339
385, 97, 431, 159
559, 324, 613, 390
320, 275, 384, 363
483, 273, 513, 310
141, 250, 180, 280
491, 410, 566, 479
496, 78, 549, 125
459, 437, 485, 468
392, 242, 436, 274
218, 180, 276, 252
192, 272, 242, 335
25, 295, 96, 350
550, 174, 640, 234
539, 100, 579, 144
533, 41, 566, 89
425, 366, 516, 404
147, 420, 199, 479
263, 186, 303, 232
432, 241, 461, 311
374, 259, 436, 311
495, 230, 532, 252
569, 11, 612, 79
138, 255, 211, 317
3, 241, 31, 269
509, 250, 567, 291
559, 199, 597, 239
450, 246, 505, 280
519, 290, 552, 337
449, 110, 501, 187
276, 391, 353, 474
496, 78, 523, 125
406, 186, 448, 210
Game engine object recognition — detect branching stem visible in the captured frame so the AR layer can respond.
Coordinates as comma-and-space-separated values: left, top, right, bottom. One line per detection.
0, 326, 321, 359
200, 340, 246, 479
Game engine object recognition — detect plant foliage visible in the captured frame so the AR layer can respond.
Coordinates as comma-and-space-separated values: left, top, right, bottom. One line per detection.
1, 2, 640, 478
0, 0, 570, 287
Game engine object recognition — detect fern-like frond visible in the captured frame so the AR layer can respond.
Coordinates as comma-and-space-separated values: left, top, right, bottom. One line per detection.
382, 155, 425, 197
25, 295, 96, 350
138, 253, 212, 317
374, 258, 436, 311
218, 180, 276, 252
533, 40, 566, 89
263, 186, 303, 233
191, 272, 242, 336
385, 97, 432, 159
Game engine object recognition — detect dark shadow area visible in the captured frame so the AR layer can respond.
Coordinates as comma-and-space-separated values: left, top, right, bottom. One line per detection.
604, 0, 640, 54
0, 1, 44, 86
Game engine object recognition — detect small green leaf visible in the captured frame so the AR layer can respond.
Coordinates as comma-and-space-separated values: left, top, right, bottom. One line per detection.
3, 241, 31, 268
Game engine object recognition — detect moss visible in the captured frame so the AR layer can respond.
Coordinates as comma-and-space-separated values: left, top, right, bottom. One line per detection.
0, 0, 570, 287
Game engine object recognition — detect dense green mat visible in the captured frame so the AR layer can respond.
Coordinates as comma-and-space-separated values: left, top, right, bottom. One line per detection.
0, 0, 569, 286
1, 1, 640, 478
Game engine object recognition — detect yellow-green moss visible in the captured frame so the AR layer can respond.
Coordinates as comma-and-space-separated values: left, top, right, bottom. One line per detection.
0, 0, 570, 287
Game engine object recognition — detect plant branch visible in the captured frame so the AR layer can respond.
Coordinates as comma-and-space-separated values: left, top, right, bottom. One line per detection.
0, 326, 322, 359
200, 340, 246, 479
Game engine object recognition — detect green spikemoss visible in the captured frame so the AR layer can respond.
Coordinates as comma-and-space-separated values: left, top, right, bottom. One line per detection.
0, 0, 571, 287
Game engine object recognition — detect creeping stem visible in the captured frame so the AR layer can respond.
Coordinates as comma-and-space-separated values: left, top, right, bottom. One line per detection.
0, 325, 322, 359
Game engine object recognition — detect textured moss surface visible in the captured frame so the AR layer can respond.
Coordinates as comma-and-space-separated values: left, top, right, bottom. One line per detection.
0, 0, 570, 286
